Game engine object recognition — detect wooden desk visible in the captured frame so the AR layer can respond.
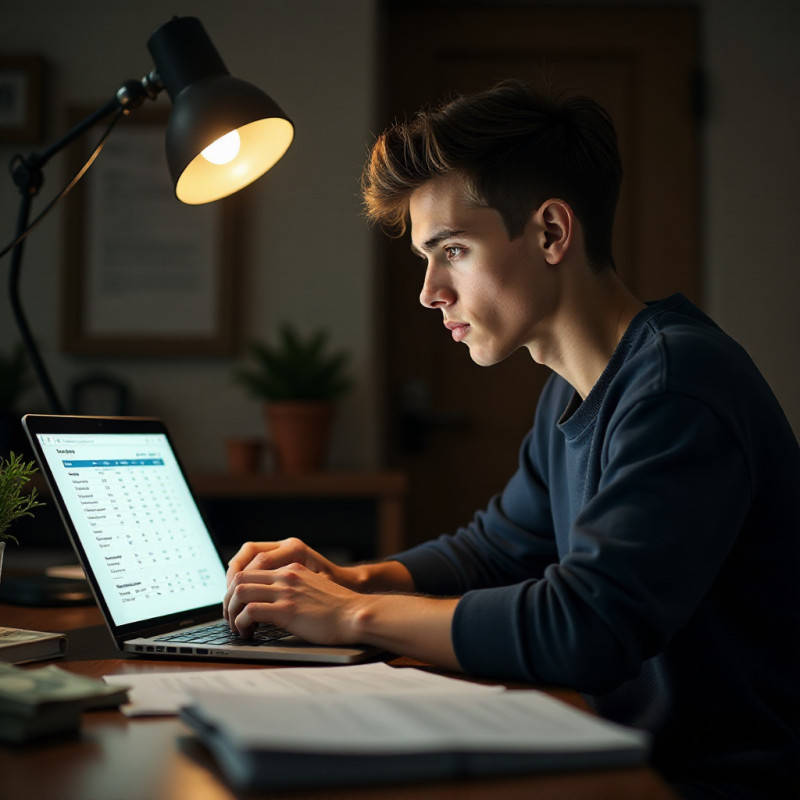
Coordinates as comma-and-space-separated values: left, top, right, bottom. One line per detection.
0, 602, 677, 800
191, 471, 408, 558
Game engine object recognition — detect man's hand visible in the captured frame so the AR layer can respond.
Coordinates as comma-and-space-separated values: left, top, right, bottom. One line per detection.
223, 540, 460, 670
224, 561, 361, 642
224, 540, 417, 616
225, 538, 345, 587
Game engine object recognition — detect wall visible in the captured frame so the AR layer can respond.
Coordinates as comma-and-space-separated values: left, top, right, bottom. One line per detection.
1, 0, 798, 479
702, 0, 800, 437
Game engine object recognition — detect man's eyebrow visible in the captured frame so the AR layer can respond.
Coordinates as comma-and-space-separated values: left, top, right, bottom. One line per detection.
410, 229, 467, 258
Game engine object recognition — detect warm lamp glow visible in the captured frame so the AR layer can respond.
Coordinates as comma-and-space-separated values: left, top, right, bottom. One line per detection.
176, 117, 294, 204
201, 130, 241, 165
149, 16, 294, 205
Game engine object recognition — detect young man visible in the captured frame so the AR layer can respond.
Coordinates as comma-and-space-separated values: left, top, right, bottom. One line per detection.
223, 81, 800, 798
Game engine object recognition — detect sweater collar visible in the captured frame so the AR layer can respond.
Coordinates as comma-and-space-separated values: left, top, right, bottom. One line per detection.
557, 293, 686, 437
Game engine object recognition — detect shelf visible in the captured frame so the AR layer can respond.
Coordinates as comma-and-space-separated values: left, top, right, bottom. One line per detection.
189, 471, 408, 557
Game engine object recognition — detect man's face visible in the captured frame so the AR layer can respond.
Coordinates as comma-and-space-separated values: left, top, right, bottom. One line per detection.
409, 175, 556, 367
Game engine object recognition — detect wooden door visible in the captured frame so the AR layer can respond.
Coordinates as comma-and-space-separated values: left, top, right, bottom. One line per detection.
378, 4, 700, 546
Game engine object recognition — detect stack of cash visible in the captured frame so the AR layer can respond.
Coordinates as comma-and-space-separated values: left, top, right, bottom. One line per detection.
0, 662, 129, 743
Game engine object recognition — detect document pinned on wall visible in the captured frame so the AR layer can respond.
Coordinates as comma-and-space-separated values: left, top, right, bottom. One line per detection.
83, 124, 219, 339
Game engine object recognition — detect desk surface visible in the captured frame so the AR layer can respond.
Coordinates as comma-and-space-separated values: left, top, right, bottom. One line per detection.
0, 600, 677, 800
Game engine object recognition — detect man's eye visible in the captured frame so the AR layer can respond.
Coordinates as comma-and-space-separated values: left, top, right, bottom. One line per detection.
445, 246, 463, 259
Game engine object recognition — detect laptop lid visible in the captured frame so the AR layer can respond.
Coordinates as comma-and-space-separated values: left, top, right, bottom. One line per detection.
22, 414, 229, 648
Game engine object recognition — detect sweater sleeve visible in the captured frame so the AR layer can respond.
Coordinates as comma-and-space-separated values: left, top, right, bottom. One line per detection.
392, 427, 560, 596
452, 392, 752, 693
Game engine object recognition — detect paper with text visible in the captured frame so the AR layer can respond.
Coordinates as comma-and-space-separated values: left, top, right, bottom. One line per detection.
103, 662, 503, 716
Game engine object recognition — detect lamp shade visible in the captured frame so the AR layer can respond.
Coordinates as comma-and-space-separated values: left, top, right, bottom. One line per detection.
147, 17, 294, 204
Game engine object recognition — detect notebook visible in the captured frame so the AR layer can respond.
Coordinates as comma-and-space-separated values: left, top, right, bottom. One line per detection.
22, 414, 379, 665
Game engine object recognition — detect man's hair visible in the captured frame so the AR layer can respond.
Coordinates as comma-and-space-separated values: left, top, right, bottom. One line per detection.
361, 79, 623, 269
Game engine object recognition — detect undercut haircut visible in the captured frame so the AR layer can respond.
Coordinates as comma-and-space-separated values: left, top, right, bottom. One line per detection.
361, 79, 623, 270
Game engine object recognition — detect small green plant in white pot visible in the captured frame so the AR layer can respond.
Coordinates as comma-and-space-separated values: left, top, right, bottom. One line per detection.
0, 452, 45, 583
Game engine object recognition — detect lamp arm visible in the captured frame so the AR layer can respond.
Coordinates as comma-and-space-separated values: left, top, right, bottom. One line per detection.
6, 72, 164, 415
18, 73, 163, 177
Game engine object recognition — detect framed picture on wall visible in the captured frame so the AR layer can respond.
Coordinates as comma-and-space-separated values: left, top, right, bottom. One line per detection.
61, 106, 242, 356
0, 55, 45, 142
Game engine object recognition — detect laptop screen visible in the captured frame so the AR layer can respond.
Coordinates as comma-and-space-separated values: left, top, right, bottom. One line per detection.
32, 427, 227, 627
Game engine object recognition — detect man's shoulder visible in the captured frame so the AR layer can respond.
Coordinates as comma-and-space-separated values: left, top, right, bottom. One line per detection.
622, 295, 755, 394
613, 296, 792, 449
639, 294, 730, 354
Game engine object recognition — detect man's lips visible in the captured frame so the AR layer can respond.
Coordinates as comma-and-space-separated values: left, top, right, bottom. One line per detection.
444, 321, 470, 343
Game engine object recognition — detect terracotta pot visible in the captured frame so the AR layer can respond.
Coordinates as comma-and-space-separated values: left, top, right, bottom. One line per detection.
225, 437, 264, 475
264, 402, 334, 474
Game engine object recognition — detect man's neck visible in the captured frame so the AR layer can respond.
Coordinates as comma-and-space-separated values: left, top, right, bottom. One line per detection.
528, 269, 645, 400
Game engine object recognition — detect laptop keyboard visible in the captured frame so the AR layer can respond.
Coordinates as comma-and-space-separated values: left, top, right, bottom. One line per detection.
154, 622, 291, 647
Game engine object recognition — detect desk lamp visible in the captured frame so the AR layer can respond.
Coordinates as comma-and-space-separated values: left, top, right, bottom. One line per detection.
4, 16, 294, 414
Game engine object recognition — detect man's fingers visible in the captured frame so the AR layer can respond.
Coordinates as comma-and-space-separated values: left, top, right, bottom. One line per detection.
231, 602, 274, 639
224, 564, 314, 634
224, 571, 265, 624
227, 590, 274, 636
225, 540, 307, 583
226, 541, 278, 581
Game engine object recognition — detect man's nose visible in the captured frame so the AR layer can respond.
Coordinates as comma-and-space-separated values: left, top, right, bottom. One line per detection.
419, 265, 455, 309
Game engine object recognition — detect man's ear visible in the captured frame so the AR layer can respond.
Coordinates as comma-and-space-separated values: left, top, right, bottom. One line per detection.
537, 199, 574, 264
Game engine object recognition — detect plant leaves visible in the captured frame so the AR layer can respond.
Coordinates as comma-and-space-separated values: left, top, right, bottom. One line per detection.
233, 325, 352, 402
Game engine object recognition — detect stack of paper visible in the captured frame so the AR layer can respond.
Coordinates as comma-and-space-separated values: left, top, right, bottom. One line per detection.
0, 662, 129, 743
181, 688, 650, 790
121, 663, 651, 790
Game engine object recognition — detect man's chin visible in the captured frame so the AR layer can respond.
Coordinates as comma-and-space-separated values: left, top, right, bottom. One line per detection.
467, 342, 525, 368
466, 346, 503, 368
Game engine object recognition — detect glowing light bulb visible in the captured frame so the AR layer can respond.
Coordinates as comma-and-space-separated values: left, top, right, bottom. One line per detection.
201, 130, 241, 165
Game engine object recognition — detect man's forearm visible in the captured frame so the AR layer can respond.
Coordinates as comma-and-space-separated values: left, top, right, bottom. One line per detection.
347, 592, 461, 670
337, 560, 461, 670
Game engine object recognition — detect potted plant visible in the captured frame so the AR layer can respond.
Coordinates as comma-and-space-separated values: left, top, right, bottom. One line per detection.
0, 452, 45, 583
234, 324, 352, 474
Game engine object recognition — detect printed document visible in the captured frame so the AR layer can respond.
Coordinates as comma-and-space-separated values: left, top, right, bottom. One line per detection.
103, 662, 503, 716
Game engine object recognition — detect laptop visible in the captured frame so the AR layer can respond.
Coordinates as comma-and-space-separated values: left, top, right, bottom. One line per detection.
22, 414, 379, 665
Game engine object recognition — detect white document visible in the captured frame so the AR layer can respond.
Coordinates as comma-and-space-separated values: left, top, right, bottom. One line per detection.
103, 662, 503, 717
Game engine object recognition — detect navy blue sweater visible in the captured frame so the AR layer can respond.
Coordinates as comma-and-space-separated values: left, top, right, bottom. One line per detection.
395, 295, 800, 797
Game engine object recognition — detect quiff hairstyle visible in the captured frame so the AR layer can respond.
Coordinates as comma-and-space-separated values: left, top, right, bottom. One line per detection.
361, 79, 623, 270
